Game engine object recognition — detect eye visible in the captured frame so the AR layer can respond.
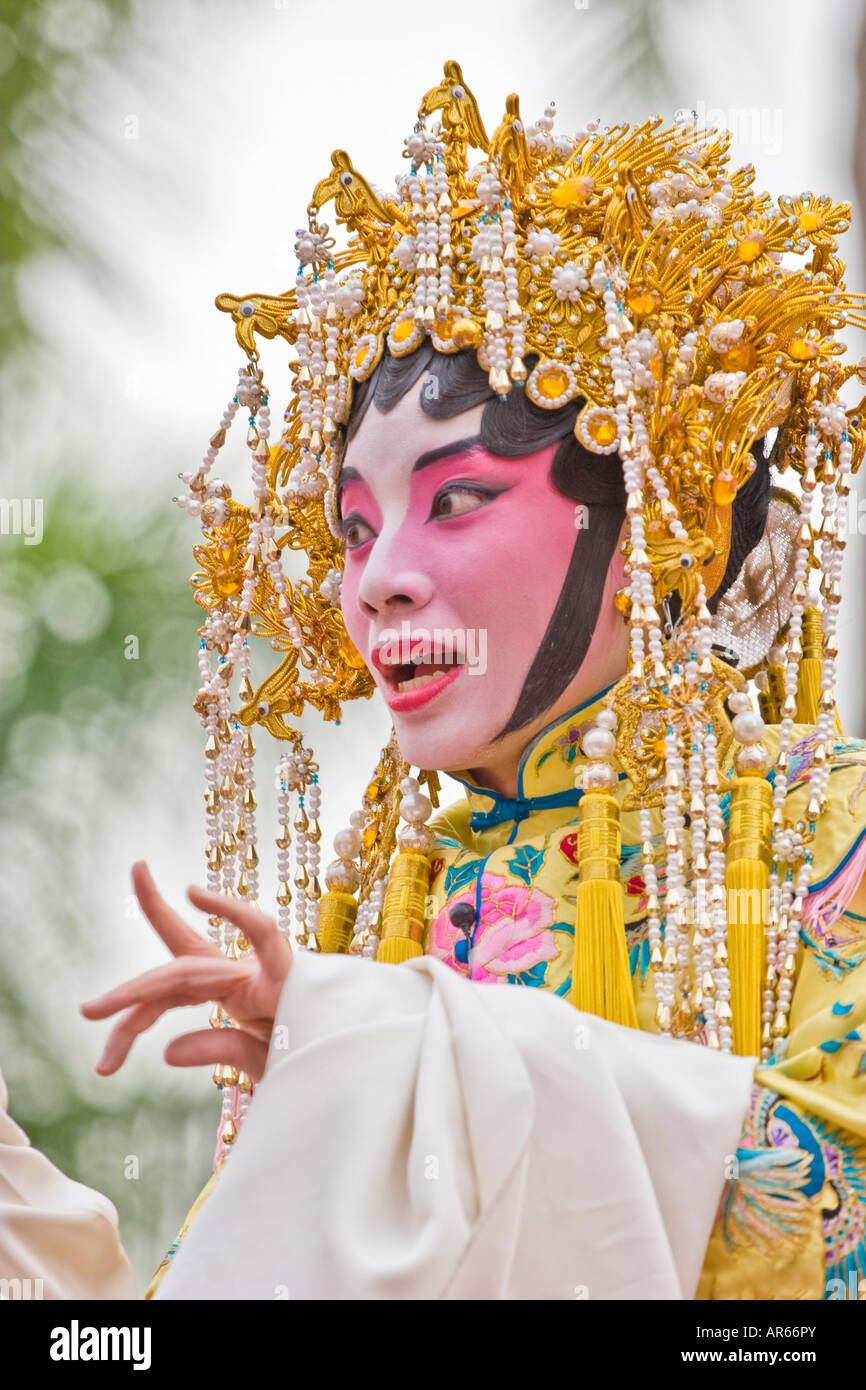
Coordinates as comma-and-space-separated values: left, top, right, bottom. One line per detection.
429, 483, 503, 521
339, 514, 376, 550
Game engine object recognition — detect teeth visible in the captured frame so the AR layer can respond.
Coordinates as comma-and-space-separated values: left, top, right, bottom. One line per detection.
396, 669, 451, 693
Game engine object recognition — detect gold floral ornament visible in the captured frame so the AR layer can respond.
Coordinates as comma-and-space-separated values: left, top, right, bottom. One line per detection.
777, 192, 852, 249
610, 655, 743, 810
191, 508, 250, 611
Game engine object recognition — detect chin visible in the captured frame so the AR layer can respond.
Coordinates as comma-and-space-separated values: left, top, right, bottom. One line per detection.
390, 698, 514, 779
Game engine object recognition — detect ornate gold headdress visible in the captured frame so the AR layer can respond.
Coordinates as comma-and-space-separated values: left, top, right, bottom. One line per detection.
179, 61, 866, 1149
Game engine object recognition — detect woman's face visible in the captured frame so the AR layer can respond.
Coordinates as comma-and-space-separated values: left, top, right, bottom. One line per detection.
337, 374, 629, 790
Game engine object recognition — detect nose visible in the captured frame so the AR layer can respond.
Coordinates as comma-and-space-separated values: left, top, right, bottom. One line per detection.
355, 533, 434, 618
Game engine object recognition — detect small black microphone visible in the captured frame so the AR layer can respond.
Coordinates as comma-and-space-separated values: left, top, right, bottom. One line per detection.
448, 901, 477, 938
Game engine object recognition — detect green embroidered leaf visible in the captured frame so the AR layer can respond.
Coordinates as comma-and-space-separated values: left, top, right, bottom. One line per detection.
506, 961, 548, 988
443, 859, 482, 898
506, 844, 545, 886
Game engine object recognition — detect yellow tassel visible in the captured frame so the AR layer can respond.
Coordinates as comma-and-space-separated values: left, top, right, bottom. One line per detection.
761, 662, 786, 724
376, 850, 430, 963
725, 770, 772, 1057
571, 790, 638, 1029
757, 685, 776, 727
317, 888, 357, 954
377, 934, 423, 963
795, 606, 822, 723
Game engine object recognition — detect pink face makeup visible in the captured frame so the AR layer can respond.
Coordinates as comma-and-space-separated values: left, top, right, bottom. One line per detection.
338, 375, 629, 791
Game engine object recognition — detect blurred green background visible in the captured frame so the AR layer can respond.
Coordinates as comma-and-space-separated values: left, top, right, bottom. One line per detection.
1, 0, 864, 1291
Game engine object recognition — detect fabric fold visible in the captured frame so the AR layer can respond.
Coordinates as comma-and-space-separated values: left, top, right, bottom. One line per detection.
0, 1068, 136, 1300
155, 951, 755, 1300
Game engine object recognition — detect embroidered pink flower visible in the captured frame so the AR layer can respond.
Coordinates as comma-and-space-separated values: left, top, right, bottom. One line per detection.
430, 870, 559, 982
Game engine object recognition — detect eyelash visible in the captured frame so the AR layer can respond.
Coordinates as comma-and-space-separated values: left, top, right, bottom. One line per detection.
338, 513, 373, 549
339, 480, 508, 549
427, 481, 498, 519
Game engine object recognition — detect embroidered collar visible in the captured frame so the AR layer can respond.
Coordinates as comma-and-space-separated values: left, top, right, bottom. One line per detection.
451, 683, 620, 830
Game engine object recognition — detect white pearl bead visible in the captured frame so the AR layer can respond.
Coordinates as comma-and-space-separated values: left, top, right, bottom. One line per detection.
582, 762, 616, 790
333, 827, 361, 858
582, 727, 616, 760
399, 823, 435, 853
732, 711, 766, 744
400, 792, 432, 824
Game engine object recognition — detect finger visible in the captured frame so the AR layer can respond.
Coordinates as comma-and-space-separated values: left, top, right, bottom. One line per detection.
132, 861, 217, 960
81, 955, 246, 1020
94, 1001, 165, 1076
186, 885, 291, 982
164, 1028, 269, 1082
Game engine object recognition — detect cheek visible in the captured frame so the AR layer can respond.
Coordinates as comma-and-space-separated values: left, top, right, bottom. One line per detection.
460, 472, 579, 633
338, 555, 365, 643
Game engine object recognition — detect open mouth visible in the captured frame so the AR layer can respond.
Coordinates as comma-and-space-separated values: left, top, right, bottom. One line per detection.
372, 643, 466, 709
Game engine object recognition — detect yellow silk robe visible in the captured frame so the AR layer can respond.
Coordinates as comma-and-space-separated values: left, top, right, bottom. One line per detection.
425, 686, 866, 1301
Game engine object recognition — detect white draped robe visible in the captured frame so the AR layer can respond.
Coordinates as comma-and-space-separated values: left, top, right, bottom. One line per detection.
2, 952, 756, 1300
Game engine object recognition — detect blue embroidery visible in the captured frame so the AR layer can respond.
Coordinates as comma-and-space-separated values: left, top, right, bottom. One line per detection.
506, 961, 548, 988
506, 844, 545, 886
443, 859, 482, 897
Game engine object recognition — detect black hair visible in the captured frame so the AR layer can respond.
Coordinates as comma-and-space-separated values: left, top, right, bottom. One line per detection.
341, 342, 770, 740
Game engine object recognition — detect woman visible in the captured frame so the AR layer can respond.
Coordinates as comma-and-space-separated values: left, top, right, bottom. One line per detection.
6, 63, 866, 1300
80, 341, 866, 1301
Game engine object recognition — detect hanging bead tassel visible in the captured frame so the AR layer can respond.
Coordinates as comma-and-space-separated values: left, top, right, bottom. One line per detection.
795, 605, 823, 724
319, 822, 362, 954
376, 775, 435, 963
318, 890, 358, 954
571, 716, 638, 1029
377, 853, 430, 962
725, 767, 773, 1057
572, 791, 638, 1027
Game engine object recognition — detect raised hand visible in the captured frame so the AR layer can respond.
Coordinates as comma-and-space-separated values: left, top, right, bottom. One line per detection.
80, 861, 292, 1083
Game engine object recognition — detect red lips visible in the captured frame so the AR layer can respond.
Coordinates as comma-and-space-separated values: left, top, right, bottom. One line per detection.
369, 637, 465, 712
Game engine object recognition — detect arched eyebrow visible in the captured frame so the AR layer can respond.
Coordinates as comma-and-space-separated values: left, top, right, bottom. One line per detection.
335, 465, 362, 494
410, 435, 484, 472
335, 434, 484, 496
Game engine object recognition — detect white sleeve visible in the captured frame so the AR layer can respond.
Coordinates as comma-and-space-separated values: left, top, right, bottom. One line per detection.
154, 951, 755, 1301
0, 1066, 137, 1299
